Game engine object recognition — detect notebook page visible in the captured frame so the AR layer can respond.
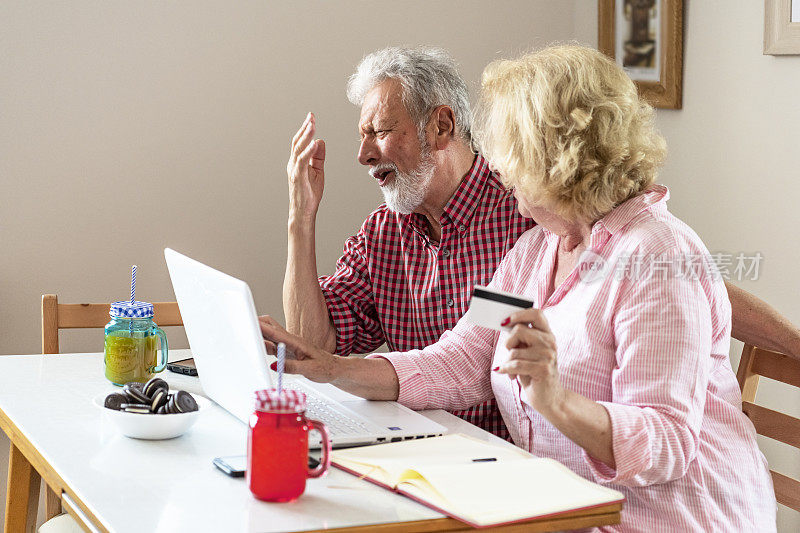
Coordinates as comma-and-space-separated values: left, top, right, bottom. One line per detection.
331, 434, 530, 485
399, 457, 624, 527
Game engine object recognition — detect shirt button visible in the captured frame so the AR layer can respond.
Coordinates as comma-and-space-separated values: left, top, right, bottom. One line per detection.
442, 248, 451, 258
459, 225, 466, 232
446, 298, 455, 307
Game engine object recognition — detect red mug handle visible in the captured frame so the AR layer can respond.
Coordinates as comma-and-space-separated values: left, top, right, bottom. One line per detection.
306, 418, 331, 478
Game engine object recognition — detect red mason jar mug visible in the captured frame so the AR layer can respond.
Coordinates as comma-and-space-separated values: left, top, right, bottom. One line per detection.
247, 389, 331, 502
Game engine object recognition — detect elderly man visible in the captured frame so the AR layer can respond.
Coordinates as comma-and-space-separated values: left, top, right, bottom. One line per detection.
271, 46, 800, 439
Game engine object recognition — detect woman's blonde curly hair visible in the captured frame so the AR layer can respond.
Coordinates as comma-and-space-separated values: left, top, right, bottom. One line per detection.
475, 45, 667, 221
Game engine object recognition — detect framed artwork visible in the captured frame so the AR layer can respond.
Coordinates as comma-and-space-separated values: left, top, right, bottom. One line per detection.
598, 0, 684, 109
764, 0, 800, 54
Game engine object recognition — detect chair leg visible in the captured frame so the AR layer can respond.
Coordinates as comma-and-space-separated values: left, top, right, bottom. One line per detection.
45, 484, 61, 520
5, 442, 40, 533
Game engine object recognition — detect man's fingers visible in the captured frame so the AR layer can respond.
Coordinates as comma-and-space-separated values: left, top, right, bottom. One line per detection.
292, 121, 316, 162
291, 113, 312, 151
309, 139, 326, 171
297, 136, 319, 165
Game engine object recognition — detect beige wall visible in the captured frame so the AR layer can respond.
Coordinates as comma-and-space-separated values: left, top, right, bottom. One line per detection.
0, 0, 576, 529
2, 0, 798, 530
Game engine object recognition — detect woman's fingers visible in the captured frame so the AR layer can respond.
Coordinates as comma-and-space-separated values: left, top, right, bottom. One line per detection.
258, 315, 286, 339
505, 325, 554, 352
258, 316, 311, 359
496, 358, 549, 376
263, 339, 277, 355
258, 314, 281, 328
505, 308, 550, 332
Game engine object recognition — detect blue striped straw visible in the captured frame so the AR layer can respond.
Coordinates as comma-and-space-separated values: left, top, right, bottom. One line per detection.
129, 265, 137, 336
277, 342, 286, 394
130, 265, 137, 305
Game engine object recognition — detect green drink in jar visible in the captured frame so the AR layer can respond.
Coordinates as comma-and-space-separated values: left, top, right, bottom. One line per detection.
104, 267, 168, 385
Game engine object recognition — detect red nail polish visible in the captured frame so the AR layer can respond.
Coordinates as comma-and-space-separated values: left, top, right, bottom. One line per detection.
492, 366, 500, 372
269, 361, 277, 371
500, 317, 510, 326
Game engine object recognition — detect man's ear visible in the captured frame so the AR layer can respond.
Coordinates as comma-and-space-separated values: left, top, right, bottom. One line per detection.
431, 105, 456, 150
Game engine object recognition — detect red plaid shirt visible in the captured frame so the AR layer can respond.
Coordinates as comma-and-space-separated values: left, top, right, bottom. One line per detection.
319, 154, 534, 439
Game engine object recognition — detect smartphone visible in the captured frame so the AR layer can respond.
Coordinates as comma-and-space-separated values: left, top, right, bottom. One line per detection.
212, 455, 320, 477
213, 455, 246, 477
167, 357, 198, 376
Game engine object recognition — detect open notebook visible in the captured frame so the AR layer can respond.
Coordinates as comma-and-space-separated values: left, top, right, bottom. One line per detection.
331, 434, 625, 529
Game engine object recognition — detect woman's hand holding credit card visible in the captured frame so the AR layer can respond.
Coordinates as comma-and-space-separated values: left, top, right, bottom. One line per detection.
464, 285, 534, 331
466, 286, 564, 414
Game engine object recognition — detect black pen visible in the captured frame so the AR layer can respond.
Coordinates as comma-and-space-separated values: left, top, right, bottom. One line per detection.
472, 457, 497, 462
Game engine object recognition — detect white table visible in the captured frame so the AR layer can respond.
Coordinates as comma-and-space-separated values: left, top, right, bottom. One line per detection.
0, 350, 620, 532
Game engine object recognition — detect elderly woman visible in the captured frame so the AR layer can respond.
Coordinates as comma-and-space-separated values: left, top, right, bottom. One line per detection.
261, 45, 775, 530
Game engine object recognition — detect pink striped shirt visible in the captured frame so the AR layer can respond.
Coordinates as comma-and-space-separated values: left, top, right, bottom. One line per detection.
372, 185, 776, 531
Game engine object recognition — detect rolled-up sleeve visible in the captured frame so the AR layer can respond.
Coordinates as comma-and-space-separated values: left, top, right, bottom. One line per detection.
319, 231, 385, 356
584, 260, 714, 487
369, 322, 498, 411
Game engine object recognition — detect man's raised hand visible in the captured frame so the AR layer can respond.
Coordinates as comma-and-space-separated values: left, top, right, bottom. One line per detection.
286, 112, 326, 221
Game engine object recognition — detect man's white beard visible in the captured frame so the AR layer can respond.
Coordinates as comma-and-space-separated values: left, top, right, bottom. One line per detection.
378, 150, 435, 214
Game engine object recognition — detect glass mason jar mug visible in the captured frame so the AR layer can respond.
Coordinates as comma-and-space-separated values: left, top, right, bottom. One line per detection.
247, 389, 331, 502
104, 301, 168, 385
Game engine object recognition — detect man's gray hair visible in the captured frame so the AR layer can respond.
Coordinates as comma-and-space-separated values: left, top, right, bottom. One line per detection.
346, 46, 472, 145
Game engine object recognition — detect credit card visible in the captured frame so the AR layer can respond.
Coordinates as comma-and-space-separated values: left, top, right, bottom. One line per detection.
464, 285, 534, 331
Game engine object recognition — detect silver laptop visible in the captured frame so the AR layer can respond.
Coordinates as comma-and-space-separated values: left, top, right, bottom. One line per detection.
164, 248, 447, 448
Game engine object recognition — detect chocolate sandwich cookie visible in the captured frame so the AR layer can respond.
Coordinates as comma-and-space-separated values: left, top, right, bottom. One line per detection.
120, 403, 151, 414
156, 404, 168, 415
164, 394, 177, 414
143, 377, 168, 399
150, 389, 168, 412
174, 390, 198, 413
123, 382, 150, 404
104, 393, 128, 411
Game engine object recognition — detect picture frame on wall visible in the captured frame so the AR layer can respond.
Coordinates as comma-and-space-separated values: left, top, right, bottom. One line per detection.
764, 0, 800, 54
598, 0, 684, 109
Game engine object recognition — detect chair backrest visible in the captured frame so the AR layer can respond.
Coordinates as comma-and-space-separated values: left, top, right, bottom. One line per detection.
736, 344, 800, 512
41, 294, 183, 354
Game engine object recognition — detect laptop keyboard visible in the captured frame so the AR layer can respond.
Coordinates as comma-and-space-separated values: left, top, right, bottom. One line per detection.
286, 381, 371, 437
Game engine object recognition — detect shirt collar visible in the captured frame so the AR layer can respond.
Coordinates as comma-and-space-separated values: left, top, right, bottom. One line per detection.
540, 184, 669, 244
406, 153, 500, 238
440, 153, 497, 228
596, 184, 669, 236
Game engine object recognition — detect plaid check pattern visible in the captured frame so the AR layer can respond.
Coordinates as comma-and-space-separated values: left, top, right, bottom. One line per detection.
110, 301, 154, 318
319, 154, 534, 439
255, 389, 306, 413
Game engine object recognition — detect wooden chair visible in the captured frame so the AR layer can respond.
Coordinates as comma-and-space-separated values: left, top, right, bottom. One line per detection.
36, 294, 182, 523
42, 294, 182, 354
737, 344, 800, 513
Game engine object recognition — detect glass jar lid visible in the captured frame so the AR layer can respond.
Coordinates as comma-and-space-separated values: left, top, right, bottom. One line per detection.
109, 301, 154, 318
254, 389, 306, 412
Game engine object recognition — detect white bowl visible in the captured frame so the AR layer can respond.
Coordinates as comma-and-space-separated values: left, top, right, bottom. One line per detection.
94, 390, 211, 440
